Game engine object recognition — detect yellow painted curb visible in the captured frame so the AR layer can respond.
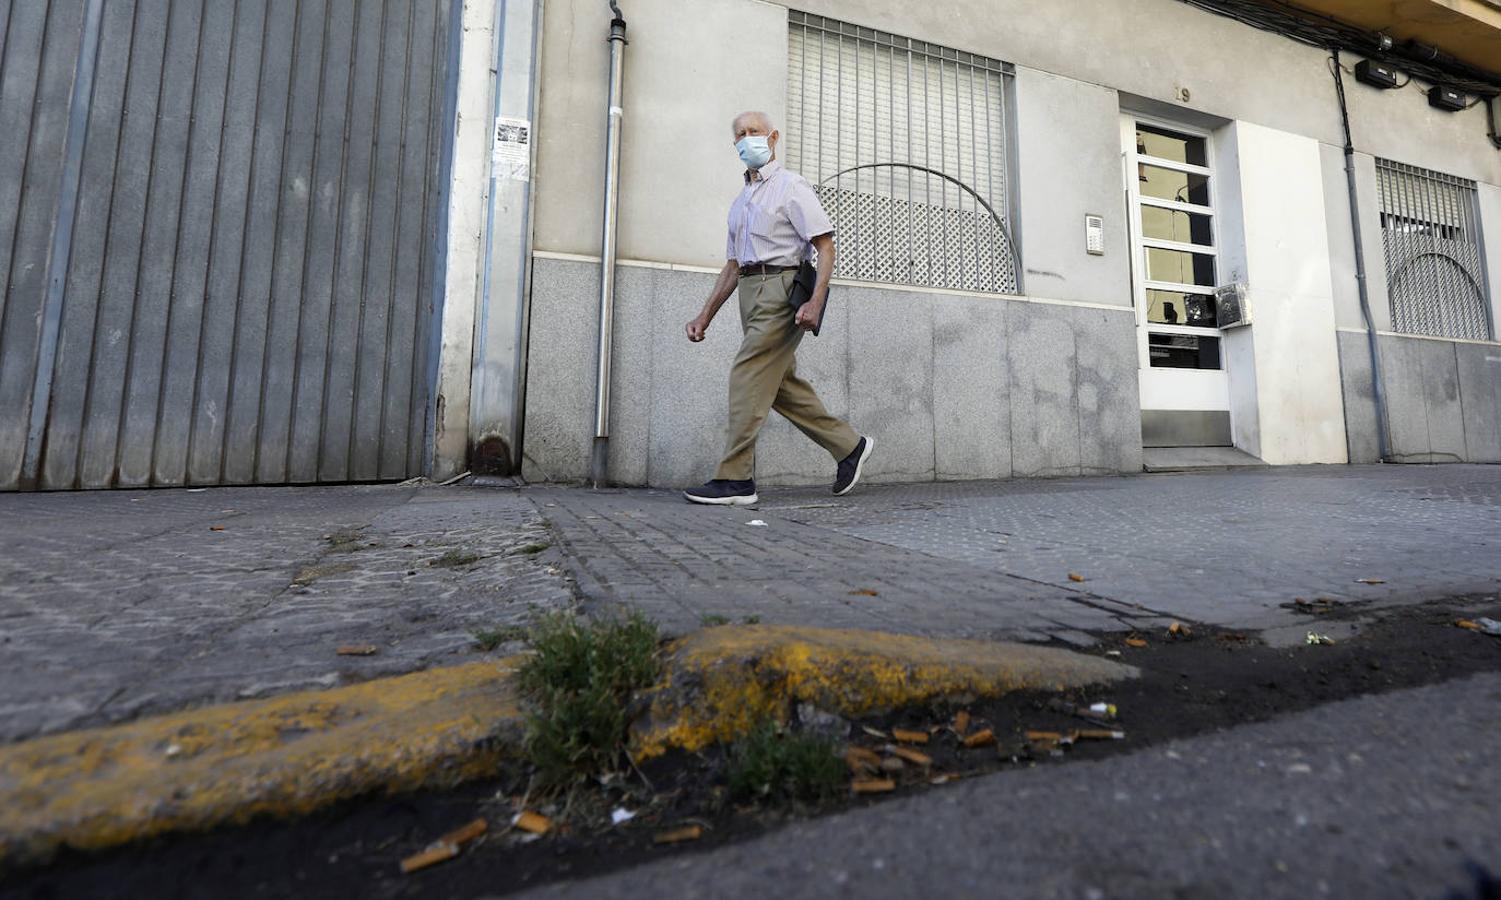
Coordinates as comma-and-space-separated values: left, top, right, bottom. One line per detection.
630, 626, 1137, 759
0, 626, 1132, 870
0, 658, 526, 870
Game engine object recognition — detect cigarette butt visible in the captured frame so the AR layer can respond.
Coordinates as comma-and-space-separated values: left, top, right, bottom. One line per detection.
889, 746, 932, 766
400, 843, 458, 874
513, 811, 552, 835
1076, 729, 1126, 741
844, 747, 882, 772
962, 728, 996, 749
440, 818, 488, 847
1025, 730, 1064, 742
1125, 637, 1148, 648
1068, 572, 1086, 582
953, 711, 971, 735
891, 728, 929, 745
852, 779, 896, 794
654, 825, 703, 844
336, 645, 378, 656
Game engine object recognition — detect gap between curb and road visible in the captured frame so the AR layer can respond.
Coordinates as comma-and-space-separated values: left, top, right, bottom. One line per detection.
0, 626, 1135, 871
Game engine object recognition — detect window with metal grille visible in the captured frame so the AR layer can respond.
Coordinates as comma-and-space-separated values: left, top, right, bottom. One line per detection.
1375, 160, 1492, 341
785, 12, 1019, 294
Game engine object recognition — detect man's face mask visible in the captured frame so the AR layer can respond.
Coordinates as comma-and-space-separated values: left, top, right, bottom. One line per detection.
735, 135, 772, 169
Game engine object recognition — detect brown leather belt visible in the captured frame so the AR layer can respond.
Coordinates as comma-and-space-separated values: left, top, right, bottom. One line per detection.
739, 263, 798, 276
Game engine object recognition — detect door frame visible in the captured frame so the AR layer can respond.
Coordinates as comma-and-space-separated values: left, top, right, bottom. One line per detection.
1120, 113, 1231, 417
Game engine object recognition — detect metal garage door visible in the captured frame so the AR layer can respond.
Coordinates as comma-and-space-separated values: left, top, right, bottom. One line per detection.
0, 0, 458, 490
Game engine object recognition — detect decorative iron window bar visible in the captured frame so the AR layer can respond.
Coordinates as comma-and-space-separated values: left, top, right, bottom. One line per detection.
1375, 159, 1491, 342
786, 11, 1020, 295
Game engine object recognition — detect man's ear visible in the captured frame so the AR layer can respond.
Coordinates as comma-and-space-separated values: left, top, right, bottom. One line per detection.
770, 129, 780, 150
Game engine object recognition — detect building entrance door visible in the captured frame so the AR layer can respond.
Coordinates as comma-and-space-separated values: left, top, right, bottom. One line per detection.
1121, 115, 1232, 448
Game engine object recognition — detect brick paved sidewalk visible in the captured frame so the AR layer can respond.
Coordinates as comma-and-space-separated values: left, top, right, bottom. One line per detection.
4, 463, 1498, 746
0, 485, 574, 743
538, 464, 1501, 642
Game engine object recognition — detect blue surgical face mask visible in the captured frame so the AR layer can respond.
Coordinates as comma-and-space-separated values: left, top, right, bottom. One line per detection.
735, 135, 773, 169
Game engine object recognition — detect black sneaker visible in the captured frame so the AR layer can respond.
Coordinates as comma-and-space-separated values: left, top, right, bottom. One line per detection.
683, 479, 759, 506
832, 436, 874, 496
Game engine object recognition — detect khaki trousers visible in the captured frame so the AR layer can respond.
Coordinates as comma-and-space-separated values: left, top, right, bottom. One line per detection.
713, 270, 859, 481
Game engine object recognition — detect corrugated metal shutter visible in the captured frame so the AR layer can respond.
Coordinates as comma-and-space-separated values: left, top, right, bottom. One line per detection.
0, 0, 457, 490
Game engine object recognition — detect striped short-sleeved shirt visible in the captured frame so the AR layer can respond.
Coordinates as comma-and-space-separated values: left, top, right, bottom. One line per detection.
725, 160, 834, 267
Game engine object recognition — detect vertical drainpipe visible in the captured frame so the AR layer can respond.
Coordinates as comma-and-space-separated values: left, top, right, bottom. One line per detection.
1331, 50, 1392, 463
590, 4, 627, 489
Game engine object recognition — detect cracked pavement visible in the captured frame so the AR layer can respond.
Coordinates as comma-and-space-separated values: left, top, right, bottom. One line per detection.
0, 485, 574, 743
3, 463, 1498, 746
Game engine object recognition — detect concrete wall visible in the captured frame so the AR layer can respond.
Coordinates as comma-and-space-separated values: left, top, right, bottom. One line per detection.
1227, 122, 1348, 465
1339, 331, 1501, 464
531, 0, 786, 268
1013, 67, 1132, 307
529, 0, 1501, 278
522, 256, 1141, 485
1324, 109, 1501, 466
504, 0, 1501, 485
432, 0, 501, 481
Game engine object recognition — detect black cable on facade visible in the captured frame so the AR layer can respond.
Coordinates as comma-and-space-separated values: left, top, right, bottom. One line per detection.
1177, 0, 1501, 96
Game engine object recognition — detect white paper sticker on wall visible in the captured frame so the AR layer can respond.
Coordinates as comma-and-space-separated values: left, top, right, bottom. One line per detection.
493, 116, 531, 182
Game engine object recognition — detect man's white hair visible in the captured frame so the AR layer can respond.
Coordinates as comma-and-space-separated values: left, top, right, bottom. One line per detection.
732, 110, 775, 133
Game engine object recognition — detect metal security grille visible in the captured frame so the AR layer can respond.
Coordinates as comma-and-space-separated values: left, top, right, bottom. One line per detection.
786, 12, 1019, 294
1376, 160, 1492, 341
0, 0, 457, 491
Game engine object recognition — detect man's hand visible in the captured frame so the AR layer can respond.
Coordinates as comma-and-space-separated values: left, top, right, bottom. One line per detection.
685, 315, 709, 342
794, 292, 825, 331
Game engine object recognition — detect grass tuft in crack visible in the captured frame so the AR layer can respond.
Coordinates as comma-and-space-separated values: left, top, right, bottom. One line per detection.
472, 625, 528, 651
699, 613, 730, 627
432, 549, 483, 568
727, 721, 846, 807
519, 611, 662, 791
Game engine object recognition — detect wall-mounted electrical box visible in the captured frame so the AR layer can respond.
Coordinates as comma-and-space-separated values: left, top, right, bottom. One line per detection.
1215, 283, 1251, 329
1354, 59, 1401, 90
1085, 214, 1105, 256
1428, 85, 1467, 112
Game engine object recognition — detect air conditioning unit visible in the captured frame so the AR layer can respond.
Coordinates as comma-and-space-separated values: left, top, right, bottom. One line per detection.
1215, 282, 1251, 329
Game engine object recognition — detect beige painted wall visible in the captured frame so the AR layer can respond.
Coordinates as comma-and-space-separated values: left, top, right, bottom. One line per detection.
508, 0, 1499, 480
1231, 121, 1349, 465
533, 0, 787, 267
532, 0, 1500, 276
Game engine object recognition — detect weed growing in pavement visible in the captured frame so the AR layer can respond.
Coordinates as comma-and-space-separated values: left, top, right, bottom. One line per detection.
518, 612, 663, 791
471, 625, 528, 651
699, 613, 730, 627
727, 721, 846, 807
323, 529, 365, 553
515, 542, 551, 555
432, 549, 484, 567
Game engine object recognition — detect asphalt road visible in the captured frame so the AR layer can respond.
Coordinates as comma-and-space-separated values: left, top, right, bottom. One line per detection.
516, 672, 1501, 900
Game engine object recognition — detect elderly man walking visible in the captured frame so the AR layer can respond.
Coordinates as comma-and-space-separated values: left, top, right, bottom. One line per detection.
682, 111, 874, 507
